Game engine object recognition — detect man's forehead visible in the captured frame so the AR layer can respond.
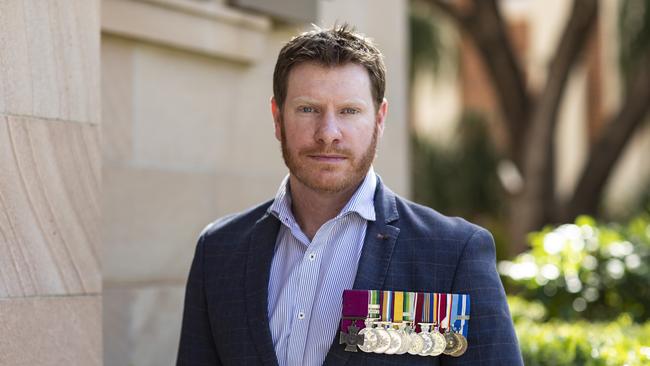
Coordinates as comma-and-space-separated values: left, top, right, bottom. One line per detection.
291, 96, 369, 107
288, 60, 368, 75
285, 62, 373, 102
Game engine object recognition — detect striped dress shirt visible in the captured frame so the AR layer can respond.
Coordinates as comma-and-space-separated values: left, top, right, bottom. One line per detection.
267, 168, 377, 366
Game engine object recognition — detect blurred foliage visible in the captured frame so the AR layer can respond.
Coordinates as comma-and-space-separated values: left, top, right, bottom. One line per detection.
412, 112, 509, 257
500, 212, 650, 322
510, 297, 650, 366
412, 112, 502, 217
409, 5, 443, 81
507, 214, 650, 364
619, 0, 650, 78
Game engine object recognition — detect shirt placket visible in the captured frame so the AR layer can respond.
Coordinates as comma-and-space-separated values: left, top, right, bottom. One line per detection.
285, 220, 333, 366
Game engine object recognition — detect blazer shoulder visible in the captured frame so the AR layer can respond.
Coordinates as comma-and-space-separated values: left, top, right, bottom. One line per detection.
393, 195, 486, 242
199, 199, 275, 243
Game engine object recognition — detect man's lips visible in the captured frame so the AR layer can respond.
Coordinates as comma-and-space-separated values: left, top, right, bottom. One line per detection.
307, 154, 347, 162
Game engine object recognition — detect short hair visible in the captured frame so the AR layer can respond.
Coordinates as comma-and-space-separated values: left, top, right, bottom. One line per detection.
273, 24, 386, 111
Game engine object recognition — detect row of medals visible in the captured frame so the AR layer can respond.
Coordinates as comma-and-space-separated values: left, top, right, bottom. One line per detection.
356, 319, 467, 357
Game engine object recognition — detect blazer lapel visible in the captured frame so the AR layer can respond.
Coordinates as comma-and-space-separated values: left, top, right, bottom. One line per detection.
245, 212, 281, 366
323, 177, 401, 366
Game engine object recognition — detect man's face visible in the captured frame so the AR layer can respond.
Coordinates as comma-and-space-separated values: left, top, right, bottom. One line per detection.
272, 62, 387, 194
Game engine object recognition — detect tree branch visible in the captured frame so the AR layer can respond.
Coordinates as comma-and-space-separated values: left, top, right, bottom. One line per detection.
420, 0, 468, 24
423, 0, 531, 159
522, 0, 598, 223
533, 0, 598, 136
561, 54, 650, 221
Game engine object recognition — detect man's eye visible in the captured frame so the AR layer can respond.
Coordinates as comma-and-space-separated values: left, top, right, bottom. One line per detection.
299, 106, 315, 113
342, 108, 359, 114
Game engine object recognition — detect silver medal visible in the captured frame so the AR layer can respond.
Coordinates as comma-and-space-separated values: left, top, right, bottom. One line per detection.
418, 324, 434, 356
407, 332, 424, 355
395, 323, 412, 354
384, 326, 402, 354
428, 328, 446, 356
357, 326, 378, 353
372, 323, 391, 354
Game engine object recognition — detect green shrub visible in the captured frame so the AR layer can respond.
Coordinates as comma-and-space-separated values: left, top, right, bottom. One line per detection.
512, 303, 650, 365
500, 213, 650, 322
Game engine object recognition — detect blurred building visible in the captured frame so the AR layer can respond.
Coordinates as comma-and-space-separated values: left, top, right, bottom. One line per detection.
412, 0, 650, 216
100, 0, 409, 365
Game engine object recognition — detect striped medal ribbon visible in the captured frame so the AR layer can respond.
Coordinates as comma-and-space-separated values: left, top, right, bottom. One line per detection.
368, 290, 381, 319
415, 293, 435, 356
403, 292, 416, 324
390, 291, 406, 354
426, 294, 446, 356
449, 294, 469, 356
370, 291, 394, 354
442, 294, 463, 356
355, 290, 382, 353
406, 293, 425, 356
384, 291, 403, 354
455, 294, 470, 337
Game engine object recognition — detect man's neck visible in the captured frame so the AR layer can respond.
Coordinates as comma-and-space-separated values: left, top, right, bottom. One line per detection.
289, 176, 363, 241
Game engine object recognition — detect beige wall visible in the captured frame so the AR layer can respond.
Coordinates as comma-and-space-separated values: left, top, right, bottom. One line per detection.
100, 0, 409, 365
0, 0, 102, 365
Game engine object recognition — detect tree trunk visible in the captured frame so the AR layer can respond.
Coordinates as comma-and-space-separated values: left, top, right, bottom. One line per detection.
424, 0, 647, 254
558, 54, 650, 221
507, 0, 598, 252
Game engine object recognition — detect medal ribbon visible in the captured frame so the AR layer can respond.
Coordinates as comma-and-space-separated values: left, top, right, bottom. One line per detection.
454, 294, 470, 337
413, 292, 425, 333
393, 291, 404, 323
382, 291, 393, 322
421, 292, 430, 323
450, 294, 459, 332
443, 294, 453, 330
433, 293, 439, 328
438, 293, 448, 331
403, 292, 416, 322
368, 290, 380, 319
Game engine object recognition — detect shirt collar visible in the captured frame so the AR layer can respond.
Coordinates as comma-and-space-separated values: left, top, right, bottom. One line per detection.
268, 167, 377, 224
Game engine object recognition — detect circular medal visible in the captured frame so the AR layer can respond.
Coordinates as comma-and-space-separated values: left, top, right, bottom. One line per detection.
372, 327, 391, 354
407, 332, 424, 355
418, 332, 434, 356
357, 327, 378, 353
450, 333, 468, 357
395, 326, 412, 355
428, 330, 446, 356
443, 331, 461, 355
384, 327, 402, 354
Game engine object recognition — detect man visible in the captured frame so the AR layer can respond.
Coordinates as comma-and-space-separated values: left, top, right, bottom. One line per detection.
177, 25, 523, 366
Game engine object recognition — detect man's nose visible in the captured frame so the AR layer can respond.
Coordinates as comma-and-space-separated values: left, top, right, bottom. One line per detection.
314, 110, 342, 144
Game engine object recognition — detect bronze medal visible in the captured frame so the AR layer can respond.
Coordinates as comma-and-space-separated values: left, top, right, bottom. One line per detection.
443, 331, 462, 355
450, 332, 468, 357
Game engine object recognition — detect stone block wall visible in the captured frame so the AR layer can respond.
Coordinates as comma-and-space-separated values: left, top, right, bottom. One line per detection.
0, 1, 102, 365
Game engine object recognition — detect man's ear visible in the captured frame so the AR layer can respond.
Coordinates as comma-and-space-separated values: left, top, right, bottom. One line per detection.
271, 96, 282, 142
376, 98, 388, 138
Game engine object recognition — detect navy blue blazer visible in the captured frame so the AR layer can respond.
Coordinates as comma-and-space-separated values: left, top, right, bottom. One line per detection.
177, 178, 523, 365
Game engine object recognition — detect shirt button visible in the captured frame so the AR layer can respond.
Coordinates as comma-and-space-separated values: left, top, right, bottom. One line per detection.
308, 253, 316, 261
297, 312, 305, 320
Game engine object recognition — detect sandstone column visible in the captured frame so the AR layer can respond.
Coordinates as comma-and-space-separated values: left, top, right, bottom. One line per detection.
0, 1, 102, 365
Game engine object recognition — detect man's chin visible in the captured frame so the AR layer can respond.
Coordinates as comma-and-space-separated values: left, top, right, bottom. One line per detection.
295, 173, 356, 194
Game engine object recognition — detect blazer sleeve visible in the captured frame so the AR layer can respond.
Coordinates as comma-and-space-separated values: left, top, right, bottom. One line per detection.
444, 228, 523, 366
177, 235, 222, 366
